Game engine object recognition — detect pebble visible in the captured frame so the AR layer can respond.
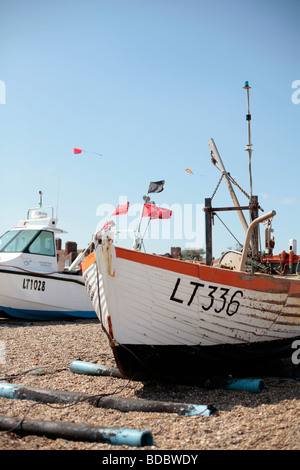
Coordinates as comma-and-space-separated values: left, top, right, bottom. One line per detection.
0, 316, 299, 450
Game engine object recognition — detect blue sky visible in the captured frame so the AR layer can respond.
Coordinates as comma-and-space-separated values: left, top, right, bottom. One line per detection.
1, 0, 299, 258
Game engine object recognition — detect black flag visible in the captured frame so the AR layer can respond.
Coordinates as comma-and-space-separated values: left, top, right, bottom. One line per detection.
147, 180, 165, 194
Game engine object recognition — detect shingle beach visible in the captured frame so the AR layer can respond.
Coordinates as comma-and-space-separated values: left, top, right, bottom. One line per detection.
0, 315, 299, 451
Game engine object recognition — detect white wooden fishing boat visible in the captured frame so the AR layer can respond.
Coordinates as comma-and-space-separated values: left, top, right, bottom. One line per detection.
0, 194, 96, 320
82, 83, 300, 382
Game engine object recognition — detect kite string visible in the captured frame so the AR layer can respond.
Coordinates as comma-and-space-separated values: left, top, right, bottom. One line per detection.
73, 147, 102, 156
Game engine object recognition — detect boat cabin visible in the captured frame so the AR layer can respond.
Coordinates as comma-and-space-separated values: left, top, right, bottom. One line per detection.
0, 207, 66, 274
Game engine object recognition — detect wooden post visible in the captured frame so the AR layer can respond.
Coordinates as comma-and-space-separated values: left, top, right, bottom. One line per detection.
205, 198, 212, 266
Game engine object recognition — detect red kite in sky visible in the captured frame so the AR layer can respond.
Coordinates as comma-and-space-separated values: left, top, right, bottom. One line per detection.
73, 147, 102, 156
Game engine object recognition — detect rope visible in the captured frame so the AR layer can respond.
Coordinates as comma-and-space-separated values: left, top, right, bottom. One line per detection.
227, 173, 250, 200
211, 173, 224, 200
214, 213, 243, 248
210, 155, 250, 200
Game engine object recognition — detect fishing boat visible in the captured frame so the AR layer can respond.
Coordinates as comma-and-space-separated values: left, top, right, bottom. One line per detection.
0, 192, 96, 320
82, 83, 300, 383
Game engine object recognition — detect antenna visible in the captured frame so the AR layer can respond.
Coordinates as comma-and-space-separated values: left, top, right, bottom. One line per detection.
243, 81, 253, 199
39, 190, 43, 208
56, 179, 60, 219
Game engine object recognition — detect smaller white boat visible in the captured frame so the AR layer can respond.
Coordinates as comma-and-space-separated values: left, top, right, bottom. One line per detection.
0, 193, 96, 320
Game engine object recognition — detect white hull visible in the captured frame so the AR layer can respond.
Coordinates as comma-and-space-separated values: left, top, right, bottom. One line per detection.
84, 239, 300, 346
0, 268, 95, 320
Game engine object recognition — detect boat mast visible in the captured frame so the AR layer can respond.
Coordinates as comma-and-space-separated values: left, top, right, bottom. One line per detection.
244, 81, 253, 199
243, 81, 260, 260
205, 82, 261, 265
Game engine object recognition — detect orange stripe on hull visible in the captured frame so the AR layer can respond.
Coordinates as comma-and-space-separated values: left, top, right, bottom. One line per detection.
115, 246, 294, 295
82, 252, 96, 273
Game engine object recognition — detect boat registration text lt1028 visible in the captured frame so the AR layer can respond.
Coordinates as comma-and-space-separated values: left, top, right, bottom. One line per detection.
22, 278, 46, 291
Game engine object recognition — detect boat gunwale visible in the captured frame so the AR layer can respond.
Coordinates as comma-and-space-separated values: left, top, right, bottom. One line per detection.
112, 245, 298, 295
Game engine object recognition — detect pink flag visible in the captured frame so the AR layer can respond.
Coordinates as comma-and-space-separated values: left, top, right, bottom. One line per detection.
112, 202, 129, 216
142, 204, 172, 219
73, 148, 82, 154
101, 221, 113, 231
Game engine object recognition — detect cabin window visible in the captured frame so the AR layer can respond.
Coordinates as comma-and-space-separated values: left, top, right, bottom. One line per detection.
0, 229, 39, 253
27, 230, 55, 256
0, 229, 55, 256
